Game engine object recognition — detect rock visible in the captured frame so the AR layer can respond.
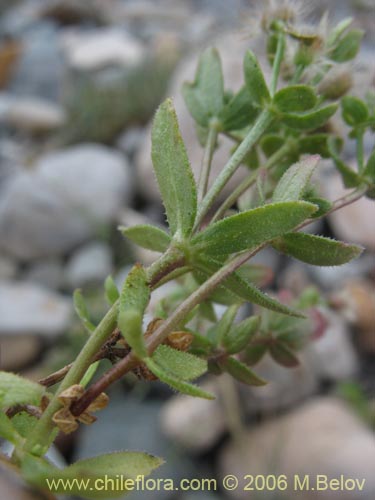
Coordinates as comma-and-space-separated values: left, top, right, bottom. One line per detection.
24, 259, 64, 290
324, 170, 375, 251
6, 21, 64, 102
331, 280, 375, 353
116, 126, 145, 158
0, 96, 65, 134
65, 241, 112, 289
0, 144, 132, 260
75, 393, 196, 500
160, 382, 225, 452
61, 28, 145, 71
0, 336, 41, 371
0, 254, 17, 280
239, 354, 319, 416
305, 308, 359, 381
219, 397, 375, 500
135, 33, 268, 206
0, 282, 71, 337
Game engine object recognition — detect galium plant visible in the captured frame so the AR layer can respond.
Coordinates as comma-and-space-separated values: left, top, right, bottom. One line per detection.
1, 8, 374, 498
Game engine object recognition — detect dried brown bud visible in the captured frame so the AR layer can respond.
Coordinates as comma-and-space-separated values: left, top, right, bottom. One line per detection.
318, 67, 353, 99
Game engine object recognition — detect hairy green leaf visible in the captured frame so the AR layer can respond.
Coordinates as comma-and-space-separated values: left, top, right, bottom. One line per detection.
120, 224, 171, 253
0, 412, 21, 444
273, 155, 320, 202
73, 289, 95, 332
223, 316, 260, 354
221, 357, 266, 386
152, 344, 207, 381
207, 305, 239, 345
104, 275, 119, 305
244, 50, 270, 106
326, 18, 353, 47
119, 265, 150, 359
145, 358, 214, 399
151, 99, 197, 237
269, 342, 300, 367
195, 256, 305, 317
281, 103, 338, 130
182, 48, 224, 127
273, 233, 363, 266
328, 29, 363, 62
342, 96, 369, 126
192, 201, 317, 255
274, 85, 317, 113
328, 137, 363, 188
22, 451, 163, 499
243, 343, 268, 366
0, 372, 45, 410
299, 134, 332, 158
220, 86, 258, 131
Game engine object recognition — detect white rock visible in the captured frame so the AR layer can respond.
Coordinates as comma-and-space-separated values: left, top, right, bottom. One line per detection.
0, 144, 132, 259
325, 170, 375, 251
0, 282, 71, 337
305, 309, 359, 381
160, 382, 225, 452
136, 33, 268, 207
62, 29, 145, 71
1, 96, 65, 133
220, 397, 375, 500
24, 259, 64, 290
65, 242, 112, 289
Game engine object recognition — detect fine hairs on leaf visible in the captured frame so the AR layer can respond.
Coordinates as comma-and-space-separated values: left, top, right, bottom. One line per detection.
2, 8, 373, 497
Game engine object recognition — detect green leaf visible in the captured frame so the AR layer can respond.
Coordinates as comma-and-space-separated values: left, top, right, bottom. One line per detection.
12, 411, 37, 438
104, 275, 119, 305
182, 48, 224, 126
221, 357, 266, 386
0, 411, 21, 444
243, 343, 268, 366
145, 358, 214, 399
195, 255, 305, 318
207, 305, 239, 346
260, 134, 285, 157
281, 103, 338, 130
73, 289, 96, 333
269, 342, 300, 367
119, 224, 171, 253
192, 201, 318, 255
223, 316, 260, 354
303, 196, 332, 218
219, 86, 258, 131
22, 452, 163, 499
328, 137, 362, 188
273, 233, 363, 266
273, 155, 320, 202
0, 372, 45, 410
298, 134, 332, 158
364, 150, 375, 181
326, 18, 353, 47
328, 29, 363, 62
342, 96, 369, 127
244, 50, 270, 107
81, 361, 100, 388
152, 344, 207, 381
151, 99, 197, 237
274, 85, 317, 113
119, 264, 150, 359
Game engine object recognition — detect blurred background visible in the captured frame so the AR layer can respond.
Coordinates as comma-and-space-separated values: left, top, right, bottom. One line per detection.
0, 0, 374, 499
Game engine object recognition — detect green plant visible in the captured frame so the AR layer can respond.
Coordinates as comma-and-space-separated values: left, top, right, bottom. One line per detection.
1, 8, 374, 499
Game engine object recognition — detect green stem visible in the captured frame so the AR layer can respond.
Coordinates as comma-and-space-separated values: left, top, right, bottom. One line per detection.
194, 110, 274, 230
212, 141, 292, 222
270, 33, 285, 96
22, 248, 185, 456
69, 245, 264, 416
197, 126, 218, 203
291, 64, 304, 84
23, 302, 119, 455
